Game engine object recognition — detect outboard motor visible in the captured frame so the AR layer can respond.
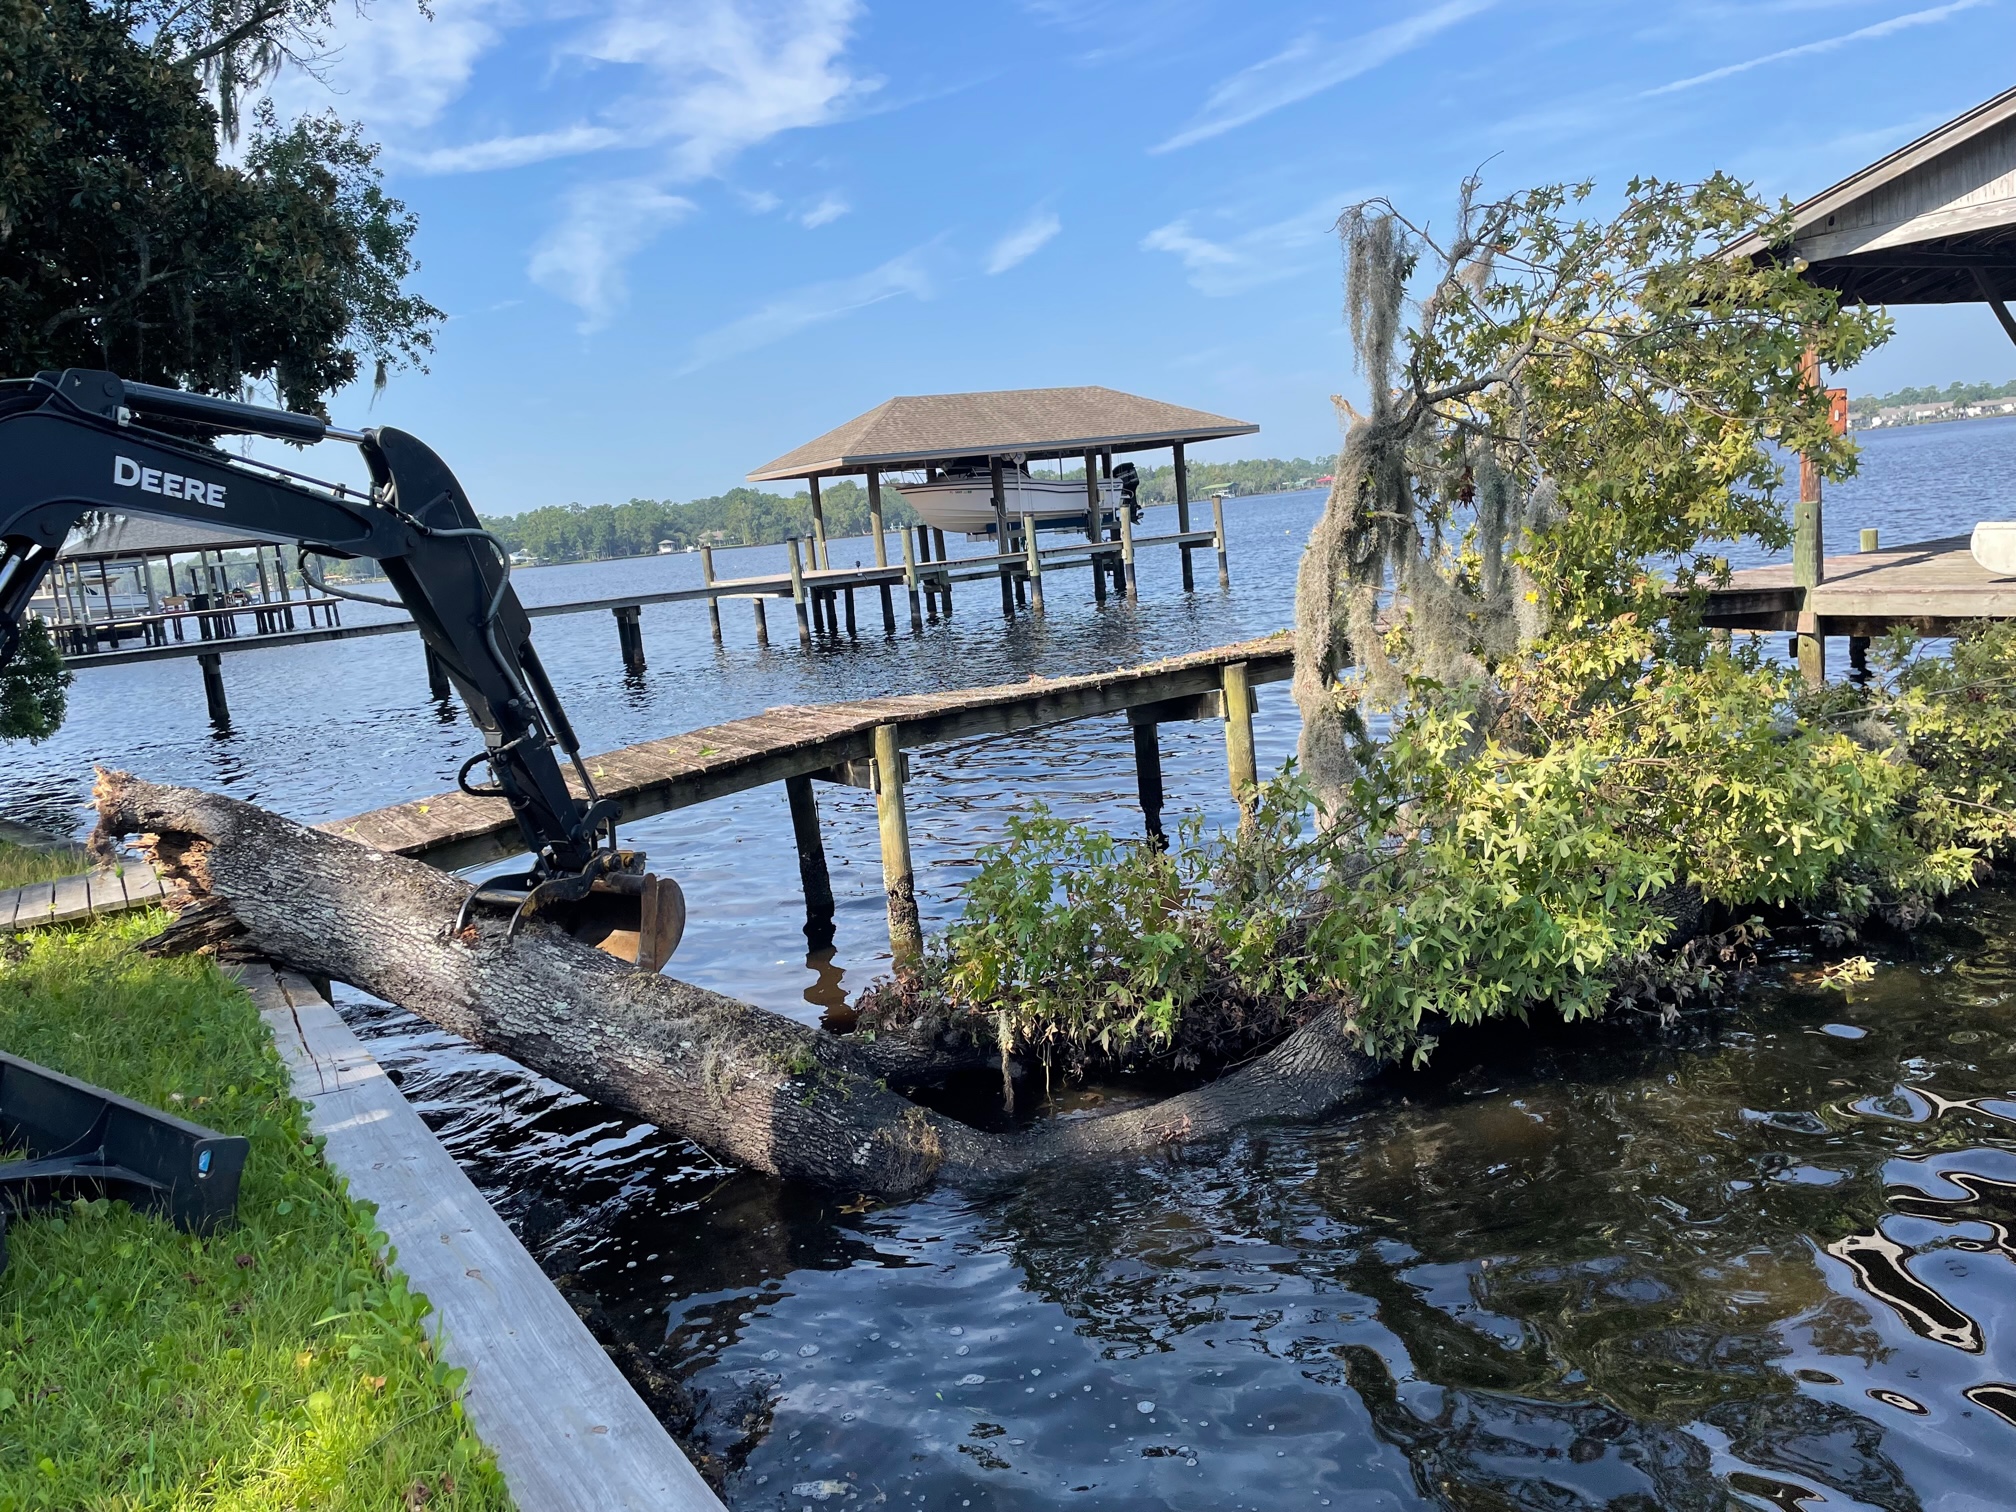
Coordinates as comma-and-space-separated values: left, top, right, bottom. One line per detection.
1113, 462, 1143, 523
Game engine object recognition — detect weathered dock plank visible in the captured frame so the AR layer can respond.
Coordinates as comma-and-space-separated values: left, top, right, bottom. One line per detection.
329, 635, 1296, 870
0, 862, 168, 933
1699, 534, 2016, 633
244, 964, 725, 1512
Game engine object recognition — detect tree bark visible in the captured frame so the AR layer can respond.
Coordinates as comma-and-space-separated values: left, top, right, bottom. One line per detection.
93, 772, 1375, 1197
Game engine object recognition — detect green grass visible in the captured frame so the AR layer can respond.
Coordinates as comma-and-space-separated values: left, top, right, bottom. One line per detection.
0, 843, 89, 892
0, 913, 512, 1511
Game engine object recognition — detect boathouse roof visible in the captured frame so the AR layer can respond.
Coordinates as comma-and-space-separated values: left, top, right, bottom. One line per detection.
61, 514, 282, 562
747, 386, 1258, 481
1727, 84, 2016, 305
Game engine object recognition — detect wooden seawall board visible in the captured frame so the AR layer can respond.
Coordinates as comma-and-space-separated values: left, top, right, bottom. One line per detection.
1698, 534, 2016, 634
328, 634, 1296, 872
244, 964, 726, 1512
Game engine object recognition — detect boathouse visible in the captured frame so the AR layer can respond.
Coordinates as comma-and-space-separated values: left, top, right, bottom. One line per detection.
1706, 85, 2016, 675
748, 385, 1257, 614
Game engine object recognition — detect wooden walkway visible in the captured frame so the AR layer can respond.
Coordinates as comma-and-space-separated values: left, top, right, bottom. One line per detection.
1, 862, 167, 932
329, 635, 1294, 870
1699, 534, 2016, 634
244, 964, 725, 1512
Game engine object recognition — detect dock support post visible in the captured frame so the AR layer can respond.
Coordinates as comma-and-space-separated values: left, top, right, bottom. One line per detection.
808, 477, 830, 569
424, 644, 452, 701
752, 597, 769, 646
1131, 721, 1165, 848
700, 544, 722, 641
1023, 514, 1045, 613
915, 526, 936, 617
868, 467, 896, 633
1083, 450, 1106, 604
1119, 500, 1138, 602
900, 529, 923, 631
1222, 659, 1256, 825
788, 537, 812, 647
873, 723, 921, 968
844, 586, 858, 639
1212, 493, 1230, 589
786, 774, 836, 950
198, 651, 229, 726
933, 530, 953, 612
613, 604, 646, 672
1174, 439, 1194, 592
1849, 526, 1878, 675
991, 456, 1014, 617
1793, 347, 1826, 686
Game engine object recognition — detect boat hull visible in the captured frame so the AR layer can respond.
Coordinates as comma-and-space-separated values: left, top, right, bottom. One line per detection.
892, 476, 1123, 536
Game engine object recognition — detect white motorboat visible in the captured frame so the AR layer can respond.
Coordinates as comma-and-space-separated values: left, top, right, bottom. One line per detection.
892, 461, 1129, 537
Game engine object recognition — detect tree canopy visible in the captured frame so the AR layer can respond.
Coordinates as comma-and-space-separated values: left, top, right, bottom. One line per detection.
480, 483, 924, 564
0, 0, 440, 412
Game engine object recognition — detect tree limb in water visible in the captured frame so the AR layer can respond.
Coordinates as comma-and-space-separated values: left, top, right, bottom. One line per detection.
92, 772, 1374, 1198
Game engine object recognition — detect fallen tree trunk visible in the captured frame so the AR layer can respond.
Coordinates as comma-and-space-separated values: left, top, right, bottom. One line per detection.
93, 772, 1376, 1197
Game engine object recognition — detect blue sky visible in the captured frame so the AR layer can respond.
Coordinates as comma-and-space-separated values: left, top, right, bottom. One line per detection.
266, 0, 2016, 514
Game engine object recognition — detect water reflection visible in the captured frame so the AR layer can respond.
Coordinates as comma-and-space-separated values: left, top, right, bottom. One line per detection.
340, 878, 2016, 1511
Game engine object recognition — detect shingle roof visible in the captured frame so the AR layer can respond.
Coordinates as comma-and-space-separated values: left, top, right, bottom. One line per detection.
61, 513, 286, 561
748, 386, 1258, 481
1726, 85, 2016, 305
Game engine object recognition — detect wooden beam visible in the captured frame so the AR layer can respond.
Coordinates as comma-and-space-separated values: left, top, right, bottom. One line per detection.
874, 723, 921, 966
785, 774, 835, 950
1132, 722, 1165, 847
1222, 660, 1256, 822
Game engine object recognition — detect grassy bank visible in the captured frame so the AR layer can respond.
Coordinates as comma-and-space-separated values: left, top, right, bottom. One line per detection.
0, 913, 509, 1510
0, 842, 88, 892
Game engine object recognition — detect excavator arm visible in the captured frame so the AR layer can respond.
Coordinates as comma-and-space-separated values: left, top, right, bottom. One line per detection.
0, 369, 681, 969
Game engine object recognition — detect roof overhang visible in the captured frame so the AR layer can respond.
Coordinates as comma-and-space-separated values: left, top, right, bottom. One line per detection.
1728, 85, 2016, 305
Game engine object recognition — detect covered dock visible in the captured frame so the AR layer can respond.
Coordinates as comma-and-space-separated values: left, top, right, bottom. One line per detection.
748, 385, 1257, 622
1713, 86, 2016, 673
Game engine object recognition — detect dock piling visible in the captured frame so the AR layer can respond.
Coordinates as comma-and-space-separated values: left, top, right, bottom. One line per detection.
1793, 347, 1826, 686
1119, 502, 1138, 602
1131, 721, 1166, 847
809, 477, 830, 569
198, 651, 228, 726
752, 597, 769, 647
1023, 514, 1045, 613
991, 457, 1015, 617
1222, 659, 1256, 824
1212, 494, 1230, 590
424, 644, 451, 701
873, 723, 922, 967
613, 604, 646, 672
933, 530, 953, 612
900, 530, 923, 632
700, 544, 722, 641
785, 774, 836, 950
787, 538, 812, 647
844, 586, 858, 639
1174, 439, 1195, 593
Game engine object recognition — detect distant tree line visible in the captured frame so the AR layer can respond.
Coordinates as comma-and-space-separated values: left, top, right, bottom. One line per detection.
479, 459, 1338, 564
479, 482, 919, 563
1850, 377, 2016, 417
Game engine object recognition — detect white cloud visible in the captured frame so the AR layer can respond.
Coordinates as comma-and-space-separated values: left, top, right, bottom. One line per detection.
802, 194, 851, 227
1644, 0, 1987, 95
1141, 201, 1338, 296
985, 209, 1062, 274
569, 0, 872, 178
409, 123, 630, 174
1153, 0, 1495, 152
528, 180, 698, 330
268, 0, 511, 134
679, 246, 940, 372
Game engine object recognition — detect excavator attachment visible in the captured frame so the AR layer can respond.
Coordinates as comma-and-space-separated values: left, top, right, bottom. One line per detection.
560, 870, 686, 974
458, 850, 686, 973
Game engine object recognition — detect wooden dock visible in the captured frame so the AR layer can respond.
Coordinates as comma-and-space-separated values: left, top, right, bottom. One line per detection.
1699, 534, 2016, 636
333, 635, 1292, 866
329, 634, 1294, 954
1, 862, 167, 932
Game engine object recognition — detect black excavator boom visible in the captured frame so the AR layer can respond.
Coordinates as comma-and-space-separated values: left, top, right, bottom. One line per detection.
0, 370, 682, 971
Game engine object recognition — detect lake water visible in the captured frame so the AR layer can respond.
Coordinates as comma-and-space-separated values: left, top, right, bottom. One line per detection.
7, 417, 2016, 1508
